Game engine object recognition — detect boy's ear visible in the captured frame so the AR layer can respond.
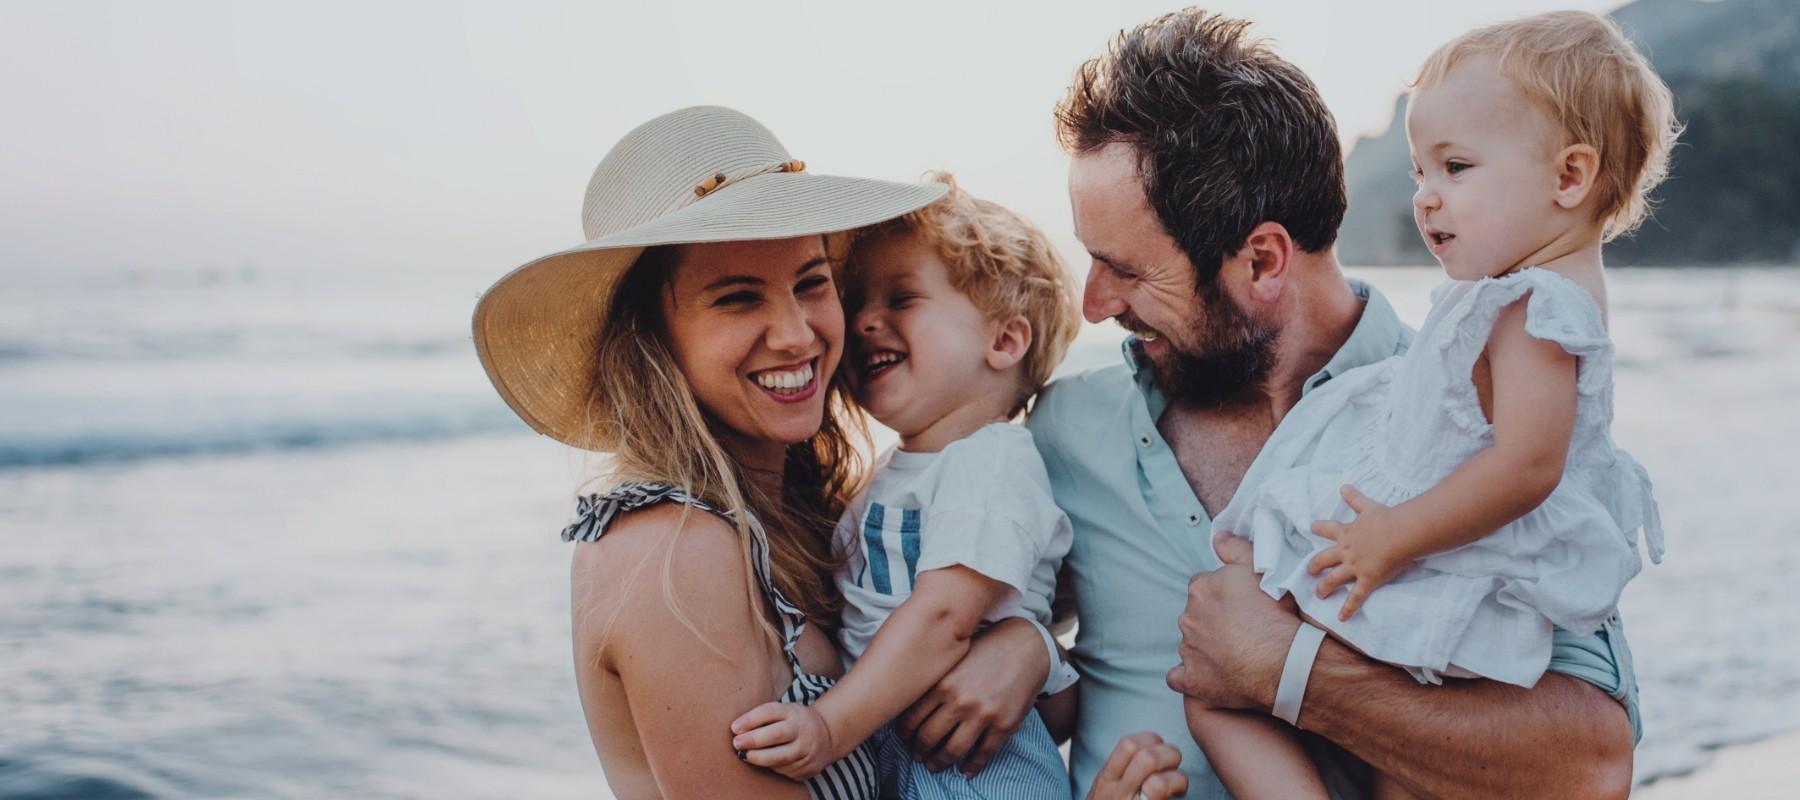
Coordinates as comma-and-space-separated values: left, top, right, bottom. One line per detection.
986, 314, 1033, 371
1553, 143, 1601, 210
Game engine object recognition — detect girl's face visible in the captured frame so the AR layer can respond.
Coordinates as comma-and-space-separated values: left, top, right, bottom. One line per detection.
659, 236, 843, 469
1406, 55, 1566, 281
843, 232, 998, 441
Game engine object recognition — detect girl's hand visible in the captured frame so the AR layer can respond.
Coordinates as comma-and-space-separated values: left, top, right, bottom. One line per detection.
1306, 485, 1410, 621
1086, 732, 1187, 799
730, 702, 836, 782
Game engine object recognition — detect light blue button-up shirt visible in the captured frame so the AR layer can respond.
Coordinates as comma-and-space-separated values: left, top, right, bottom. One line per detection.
1027, 280, 1641, 798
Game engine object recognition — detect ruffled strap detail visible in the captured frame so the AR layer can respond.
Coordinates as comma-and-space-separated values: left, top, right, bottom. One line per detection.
1603, 451, 1667, 565
1431, 269, 1614, 435
561, 481, 813, 667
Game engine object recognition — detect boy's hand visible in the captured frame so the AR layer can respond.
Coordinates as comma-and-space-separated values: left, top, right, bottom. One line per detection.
1306, 485, 1409, 621
730, 701, 837, 782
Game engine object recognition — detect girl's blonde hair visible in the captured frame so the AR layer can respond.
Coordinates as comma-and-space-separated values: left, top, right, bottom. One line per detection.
585, 242, 868, 656
1414, 11, 1682, 241
844, 173, 1081, 418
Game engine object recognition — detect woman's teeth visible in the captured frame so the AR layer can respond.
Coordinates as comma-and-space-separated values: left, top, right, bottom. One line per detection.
753, 362, 813, 393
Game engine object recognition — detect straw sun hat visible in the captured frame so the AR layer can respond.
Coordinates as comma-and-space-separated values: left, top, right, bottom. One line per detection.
472, 105, 946, 450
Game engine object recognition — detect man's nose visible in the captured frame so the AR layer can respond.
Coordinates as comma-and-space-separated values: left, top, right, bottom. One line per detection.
1082, 269, 1124, 324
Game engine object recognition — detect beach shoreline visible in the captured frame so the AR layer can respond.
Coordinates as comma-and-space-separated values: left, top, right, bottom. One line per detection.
1635, 730, 1800, 798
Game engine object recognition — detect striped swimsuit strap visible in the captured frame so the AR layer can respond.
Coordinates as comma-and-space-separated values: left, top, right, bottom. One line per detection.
563, 482, 879, 800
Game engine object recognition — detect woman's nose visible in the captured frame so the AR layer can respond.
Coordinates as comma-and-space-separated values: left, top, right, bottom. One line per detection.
765, 297, 817, 353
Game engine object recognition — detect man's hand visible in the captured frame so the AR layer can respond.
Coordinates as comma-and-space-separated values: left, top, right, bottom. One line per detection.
1307, 485, 1410, 620
896, 617, 1046, 777
1087, 732, 1187, 800
731, 701, 836, 782
1165, 532, 1298, 711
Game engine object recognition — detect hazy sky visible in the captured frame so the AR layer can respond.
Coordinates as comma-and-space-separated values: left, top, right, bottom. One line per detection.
1, 0, 1624, 286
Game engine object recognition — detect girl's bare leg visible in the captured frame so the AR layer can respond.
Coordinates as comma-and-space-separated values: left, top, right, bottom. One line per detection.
1184, 696, 1328, 799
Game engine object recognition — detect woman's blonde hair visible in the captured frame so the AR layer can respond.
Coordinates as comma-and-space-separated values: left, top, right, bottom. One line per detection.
1414, 11, 1681, 241
844, 173, 1081, 417
584, 242, 867, 655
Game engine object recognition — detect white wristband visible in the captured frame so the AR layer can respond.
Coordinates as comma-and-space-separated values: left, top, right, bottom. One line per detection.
1026, 617, 1079, 698
1272, 621, 1327, 727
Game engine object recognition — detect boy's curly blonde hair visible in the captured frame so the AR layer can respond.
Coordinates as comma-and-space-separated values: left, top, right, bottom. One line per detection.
845, 172, 1080, 418
1414, 11, 1682, 241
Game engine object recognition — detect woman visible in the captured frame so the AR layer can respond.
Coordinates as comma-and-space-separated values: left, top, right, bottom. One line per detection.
473, 106, 1184, 799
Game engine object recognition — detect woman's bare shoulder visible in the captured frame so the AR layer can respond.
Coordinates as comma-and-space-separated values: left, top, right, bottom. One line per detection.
569, 502, 758, 649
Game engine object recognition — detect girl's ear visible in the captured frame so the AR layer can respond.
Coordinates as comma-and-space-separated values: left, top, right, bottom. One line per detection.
986, 314, 1032, 371
1553, 143, 1601, 210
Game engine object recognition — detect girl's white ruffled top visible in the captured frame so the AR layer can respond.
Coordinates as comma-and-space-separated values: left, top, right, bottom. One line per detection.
1214, 268, 1665, 688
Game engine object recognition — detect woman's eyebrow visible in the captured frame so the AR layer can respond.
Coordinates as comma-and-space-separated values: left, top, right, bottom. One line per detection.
700, 257, 830, 293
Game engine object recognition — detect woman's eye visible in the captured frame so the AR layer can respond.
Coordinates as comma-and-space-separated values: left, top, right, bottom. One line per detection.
715, 291, 759, 307
797, 275, 831, 294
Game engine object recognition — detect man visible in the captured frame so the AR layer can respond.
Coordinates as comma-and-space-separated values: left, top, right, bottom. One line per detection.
1021, 9, 1639, 798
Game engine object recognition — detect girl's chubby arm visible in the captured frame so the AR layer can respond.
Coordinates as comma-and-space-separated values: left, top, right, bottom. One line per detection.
1306, 296, 1578, 619
571, 504, 806, 799
731, 566, 1009, 780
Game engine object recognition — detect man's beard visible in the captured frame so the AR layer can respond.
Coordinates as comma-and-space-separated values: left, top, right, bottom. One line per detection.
1146, 278, 1280, 407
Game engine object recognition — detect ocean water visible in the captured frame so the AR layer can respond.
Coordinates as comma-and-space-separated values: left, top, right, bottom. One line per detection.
1, 266, 1795, 797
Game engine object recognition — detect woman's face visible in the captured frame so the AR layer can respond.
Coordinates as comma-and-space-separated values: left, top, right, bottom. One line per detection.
659, 235, 844, 469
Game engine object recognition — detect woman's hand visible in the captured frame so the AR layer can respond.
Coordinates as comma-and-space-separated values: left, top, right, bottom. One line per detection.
731, 701, 837, 782
895, 616, 1047, 776
1087, 732, 1186, 800
1306, 485, 1410, 620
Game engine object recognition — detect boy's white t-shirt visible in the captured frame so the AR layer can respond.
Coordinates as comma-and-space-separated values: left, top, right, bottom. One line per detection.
834, 422, 1072, 667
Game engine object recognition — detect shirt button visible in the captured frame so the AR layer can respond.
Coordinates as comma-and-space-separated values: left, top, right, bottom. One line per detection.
1138, 434, 1152, 447
1186, 513, 1201, 526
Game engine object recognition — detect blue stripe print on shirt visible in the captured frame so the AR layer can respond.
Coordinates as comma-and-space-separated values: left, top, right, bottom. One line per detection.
900, 508, 922, 588
862, 502, 892, 595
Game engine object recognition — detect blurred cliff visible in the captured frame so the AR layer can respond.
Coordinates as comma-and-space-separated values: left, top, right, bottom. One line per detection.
1339, 0, 1800, 267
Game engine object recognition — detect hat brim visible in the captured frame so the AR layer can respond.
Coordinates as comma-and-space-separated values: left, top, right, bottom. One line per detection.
472, 172, 946, 449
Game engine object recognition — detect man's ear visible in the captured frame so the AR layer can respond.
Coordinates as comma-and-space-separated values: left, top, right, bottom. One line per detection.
1553, 143, 1601, 210
1238, 221, 1294, 305
986, 314, 1033, 371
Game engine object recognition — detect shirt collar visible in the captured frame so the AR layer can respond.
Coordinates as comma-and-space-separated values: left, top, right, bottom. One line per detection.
1123, 278, 1409, 411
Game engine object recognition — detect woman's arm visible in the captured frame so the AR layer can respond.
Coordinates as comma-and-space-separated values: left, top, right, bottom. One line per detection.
732, 566, 1008, 778
1307, 298, 1579, 618
571, 504, 807, 799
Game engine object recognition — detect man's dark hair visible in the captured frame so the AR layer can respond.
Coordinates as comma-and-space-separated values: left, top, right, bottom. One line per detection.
1055, 9, 1346, 285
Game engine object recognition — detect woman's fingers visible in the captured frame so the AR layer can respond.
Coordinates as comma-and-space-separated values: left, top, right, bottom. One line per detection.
1140, 768, 1189, 799
958, 725, 1010, 778
1089, 732, 1184, 799
929, 717, 985, 773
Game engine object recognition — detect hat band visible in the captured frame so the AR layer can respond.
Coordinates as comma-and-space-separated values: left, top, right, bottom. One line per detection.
693, 159, 806, 199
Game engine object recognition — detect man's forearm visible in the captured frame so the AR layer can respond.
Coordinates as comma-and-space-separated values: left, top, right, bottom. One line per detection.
1296, 638, 1634, 799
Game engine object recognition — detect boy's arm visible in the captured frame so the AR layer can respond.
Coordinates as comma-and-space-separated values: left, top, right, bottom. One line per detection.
1308, 299, 1577, 616
734, 565, 1009, 772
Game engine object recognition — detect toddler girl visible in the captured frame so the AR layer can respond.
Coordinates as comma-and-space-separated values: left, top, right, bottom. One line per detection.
1189, 12, 1676, 798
